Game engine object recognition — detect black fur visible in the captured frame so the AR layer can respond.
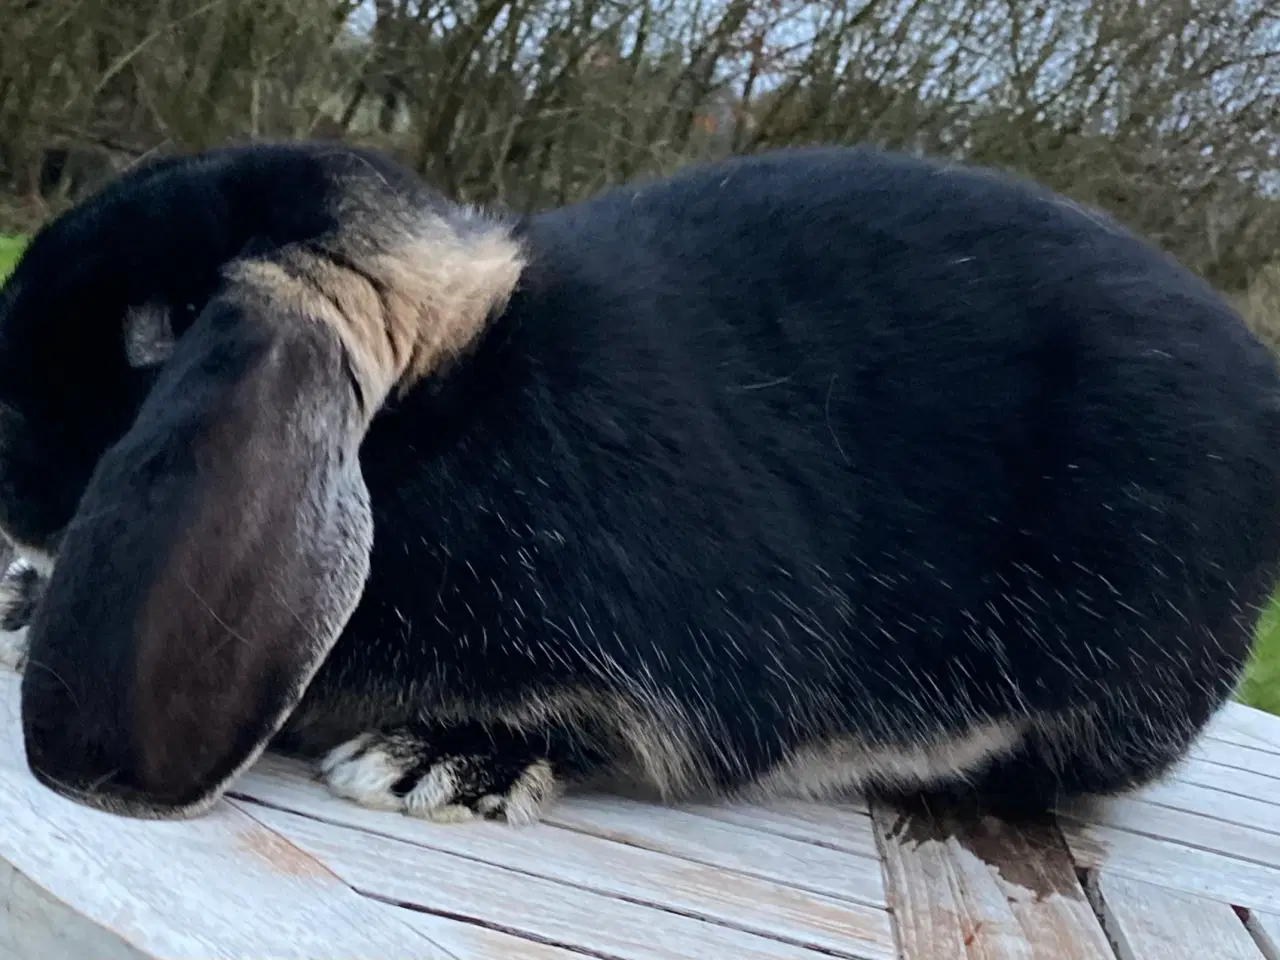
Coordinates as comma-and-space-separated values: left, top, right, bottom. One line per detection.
1, 140, 1279, 822
0, 143, 425, 556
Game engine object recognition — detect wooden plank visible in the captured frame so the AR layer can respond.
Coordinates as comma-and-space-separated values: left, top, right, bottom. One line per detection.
1244, 910, 1280, 960
1085, 871, 1264, 960
372, 901, 596, 959
545, 794, 886, 906
1058, 795, 1280, 870
871, 803, 1112, 960
1204, 704, 1280, 756
1132, 778, 1280, 838
1062, 818, 1280, 913
236, 758, 897, 960
685, 798, 880, 860
0, 859, 153, 960
0, 672, 445, 960
248, 802, 846, 960
1188, 740, 1280, 783
1169, 755, 1280, 808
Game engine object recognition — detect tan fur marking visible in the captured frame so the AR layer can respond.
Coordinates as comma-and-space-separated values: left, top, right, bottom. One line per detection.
742, 719, 1028, 802
228, 212, 524, 412
492, 687, 711, 800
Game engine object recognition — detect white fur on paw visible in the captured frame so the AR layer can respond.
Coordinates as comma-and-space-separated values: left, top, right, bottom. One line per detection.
0, 626, 27, 672
496, 760, 559, 826
317, 734, 560, 825
399, 759, 474, 823
318, 734, 406, 811
0, 555, 42, 672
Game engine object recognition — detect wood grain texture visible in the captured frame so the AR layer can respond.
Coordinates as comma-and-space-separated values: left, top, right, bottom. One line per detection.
1130, 778, 1280, 838
871, 803, 1112, 960
247, 802, 850, 960
0, 859, 152, 960
683, 799, 880, 860
373, 901, 595, 959
235, 757, 897, 960
0, 672, 445, 960
7, 633, 1280, 960
1168, 756, 1280, 808
1062, 818, 1280, 913
1204, 704, 1280, 756
1187, 740, 1280, 783
1058, 795, 1280, 870
1085, 871, 1264, 960
545, 794, 886, 906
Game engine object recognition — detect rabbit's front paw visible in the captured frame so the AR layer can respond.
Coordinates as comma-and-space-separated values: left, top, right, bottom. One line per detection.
0, 626, 27, 672
0, 557, 43, 672
318, 724, 561, 825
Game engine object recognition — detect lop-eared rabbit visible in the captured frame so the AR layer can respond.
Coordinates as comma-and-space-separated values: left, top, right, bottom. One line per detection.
0, 142, 1277, 825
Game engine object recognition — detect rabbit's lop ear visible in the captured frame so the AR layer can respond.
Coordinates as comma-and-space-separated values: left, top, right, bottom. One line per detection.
20, 273, 374, 818
19, 225, 525, 818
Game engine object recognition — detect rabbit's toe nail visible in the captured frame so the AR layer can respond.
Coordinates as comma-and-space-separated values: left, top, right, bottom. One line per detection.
472, 759, 559, 826
317, 733, 409, 811
319, 728, 560, 825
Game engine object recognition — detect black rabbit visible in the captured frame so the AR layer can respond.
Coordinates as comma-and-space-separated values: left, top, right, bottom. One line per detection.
0, 140, 1277, 825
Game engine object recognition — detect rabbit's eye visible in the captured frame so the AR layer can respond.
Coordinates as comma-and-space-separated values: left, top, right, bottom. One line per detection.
123, 300, 177, 369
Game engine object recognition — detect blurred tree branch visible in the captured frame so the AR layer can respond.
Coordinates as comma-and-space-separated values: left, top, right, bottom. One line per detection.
0, 0, 1276, 295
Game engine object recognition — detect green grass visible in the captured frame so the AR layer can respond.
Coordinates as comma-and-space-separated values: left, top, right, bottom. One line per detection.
0, 230, 1277, 714
1241, 591, 1280, 715
0, 235, 24, 280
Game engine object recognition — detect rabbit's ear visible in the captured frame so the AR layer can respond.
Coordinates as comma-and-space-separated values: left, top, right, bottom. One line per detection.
20, 201, 524, 817
18, 269, 378, 817
17, 223, 523, 817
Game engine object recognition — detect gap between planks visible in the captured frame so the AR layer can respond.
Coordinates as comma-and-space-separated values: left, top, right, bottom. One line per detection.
1054, 724, 1280, 916
239, 797, 884, 960
0, 670, 454, 960
232, 759, 898, 960
1060, 814, 1280, 915
1203, 703, 1280, 757
869, 800, 1115, 960
541, 793, 884, 905
1056, 793, 1280, 873
1243, 909, 1280, 960
1187, 740, 1280, 783
1082, 871, 1267, 960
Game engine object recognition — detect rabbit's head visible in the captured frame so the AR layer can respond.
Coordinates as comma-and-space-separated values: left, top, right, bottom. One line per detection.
0, 142, 525, 818
0, 147, 330, 569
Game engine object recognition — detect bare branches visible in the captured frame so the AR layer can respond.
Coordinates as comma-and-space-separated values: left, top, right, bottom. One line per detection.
0, 0, 1277, 292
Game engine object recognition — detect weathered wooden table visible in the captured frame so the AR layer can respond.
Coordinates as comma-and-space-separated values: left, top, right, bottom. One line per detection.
1, 666, 1277, 960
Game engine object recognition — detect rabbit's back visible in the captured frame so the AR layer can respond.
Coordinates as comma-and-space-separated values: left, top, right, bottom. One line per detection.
295, 146, 1280, 810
